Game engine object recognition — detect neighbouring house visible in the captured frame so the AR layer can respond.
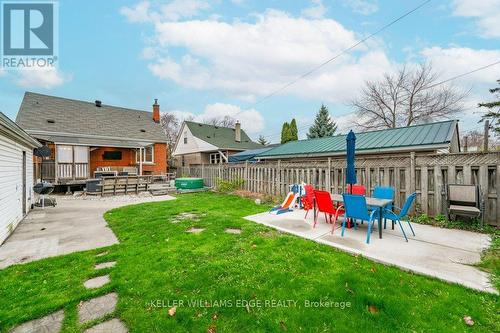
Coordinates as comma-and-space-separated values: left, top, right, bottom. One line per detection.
257, 120, 460, 160
15, 92, 168, 186
172, 121, 262, 167
0, 112, 41, 244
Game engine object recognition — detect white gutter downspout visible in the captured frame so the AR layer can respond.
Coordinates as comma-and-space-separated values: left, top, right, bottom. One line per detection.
139, 148, 143, 175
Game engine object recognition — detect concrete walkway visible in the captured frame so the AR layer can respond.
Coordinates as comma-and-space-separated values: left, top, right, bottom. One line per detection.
245, 209, 496, 294
0, 194, 175, 269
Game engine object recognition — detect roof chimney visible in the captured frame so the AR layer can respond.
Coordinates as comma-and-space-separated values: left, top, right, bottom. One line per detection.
235, 120, 241, 142
153, 99, 160, 123
95, 100, 102, 107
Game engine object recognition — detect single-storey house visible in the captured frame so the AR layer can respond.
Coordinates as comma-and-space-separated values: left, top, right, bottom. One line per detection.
15, 92, 168, 185
172, 121, 262, 167
257, 120, 460, 160
0, 112, 41, 244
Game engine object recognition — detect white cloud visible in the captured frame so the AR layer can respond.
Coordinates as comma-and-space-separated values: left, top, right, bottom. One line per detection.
120, 1, 151, 23
342, 0, 379, 15
301, 0, 327, 19
136, 9, 391, 103
452, 0, 500, 38
14, 67, 70, 89
121, 0, 210, 23
421, 47, 500, 85
169, 103, 264, 134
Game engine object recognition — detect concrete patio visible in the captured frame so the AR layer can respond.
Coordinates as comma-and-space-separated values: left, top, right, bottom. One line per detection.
0, 194, 175, 269
245, 209, 496, 294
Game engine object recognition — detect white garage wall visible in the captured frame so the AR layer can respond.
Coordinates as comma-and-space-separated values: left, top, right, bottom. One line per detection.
0, 134, 34, 244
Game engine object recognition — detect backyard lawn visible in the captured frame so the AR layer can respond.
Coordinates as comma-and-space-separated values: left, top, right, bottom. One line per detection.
0, 192, 498, 332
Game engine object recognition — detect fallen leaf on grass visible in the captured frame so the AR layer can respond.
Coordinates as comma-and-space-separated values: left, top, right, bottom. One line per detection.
168, 306, 176, 316
344, 282, 354, 294
463, 316, 474, 326
368, 305, 379, 314
208, 325, 217, 333
212, 313, 218, 320
370, 267, 377, 273
280, 320, 287, 331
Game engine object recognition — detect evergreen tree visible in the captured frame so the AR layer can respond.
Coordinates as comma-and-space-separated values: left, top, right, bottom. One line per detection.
307, 104, 337, 139
289, 118, 298, 141
281, 122, 290, 144
478, 79, 500, 135
257, 135, 269, 146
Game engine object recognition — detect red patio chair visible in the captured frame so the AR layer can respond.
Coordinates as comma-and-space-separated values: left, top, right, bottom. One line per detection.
313, 190, 344, 234
348, 184, 366, 195
301, 184, 315, 219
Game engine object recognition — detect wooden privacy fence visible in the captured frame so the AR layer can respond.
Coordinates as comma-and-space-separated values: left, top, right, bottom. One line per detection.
179, 152, 500, 226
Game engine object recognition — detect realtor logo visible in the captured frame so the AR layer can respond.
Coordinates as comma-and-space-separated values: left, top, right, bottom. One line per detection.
1, 1, 58, 69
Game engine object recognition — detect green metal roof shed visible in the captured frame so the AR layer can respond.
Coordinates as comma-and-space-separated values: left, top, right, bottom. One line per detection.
257, 120, 459, 159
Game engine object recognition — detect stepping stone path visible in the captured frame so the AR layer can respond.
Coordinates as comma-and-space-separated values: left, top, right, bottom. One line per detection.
10, 310, 64, 333
171, 212, 201, 223
95, 261, 116, 270
78, 292, 118, 324
84, 275, 110, 289
225, 228, 242, 234
84, 318, 128, 333
186, 227, 205, 233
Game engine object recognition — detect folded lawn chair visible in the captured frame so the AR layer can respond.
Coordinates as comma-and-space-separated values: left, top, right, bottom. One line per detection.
444, 184, 484, 225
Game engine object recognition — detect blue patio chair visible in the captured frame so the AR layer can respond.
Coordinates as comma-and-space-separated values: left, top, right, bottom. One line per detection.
341, 194, 380, 244
372, 186, 395, 229
382, 192, 417, 242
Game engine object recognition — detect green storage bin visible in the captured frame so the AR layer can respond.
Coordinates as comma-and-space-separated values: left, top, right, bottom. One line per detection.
175, 178, 204, 190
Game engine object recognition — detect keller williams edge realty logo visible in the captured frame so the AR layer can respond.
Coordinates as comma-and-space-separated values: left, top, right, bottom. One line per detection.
1, 1, 58, 70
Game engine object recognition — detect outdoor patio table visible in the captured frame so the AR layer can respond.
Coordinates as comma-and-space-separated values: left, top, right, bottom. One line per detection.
330, 194, 393, 239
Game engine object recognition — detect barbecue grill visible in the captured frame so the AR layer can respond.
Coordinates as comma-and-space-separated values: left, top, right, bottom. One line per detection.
34, 181, 56, 208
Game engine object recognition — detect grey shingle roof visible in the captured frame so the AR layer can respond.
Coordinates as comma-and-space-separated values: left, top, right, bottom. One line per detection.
15, 92, 167, 143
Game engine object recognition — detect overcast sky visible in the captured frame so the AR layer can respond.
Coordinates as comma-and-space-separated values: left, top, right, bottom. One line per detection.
1, 0, 499, 142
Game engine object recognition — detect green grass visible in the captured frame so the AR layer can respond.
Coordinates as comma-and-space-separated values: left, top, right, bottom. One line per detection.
0, 192, 498, 332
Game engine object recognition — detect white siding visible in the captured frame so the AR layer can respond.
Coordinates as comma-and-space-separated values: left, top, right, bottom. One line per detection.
0, 134, 34, 244
173, 123, 218, 156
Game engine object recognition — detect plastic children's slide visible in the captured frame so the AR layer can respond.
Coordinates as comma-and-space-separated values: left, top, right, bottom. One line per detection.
269, 191, 297, 215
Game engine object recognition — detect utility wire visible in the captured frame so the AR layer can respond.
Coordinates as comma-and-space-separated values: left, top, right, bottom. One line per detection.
233, 0, 432, 119
260, 60, 500, 141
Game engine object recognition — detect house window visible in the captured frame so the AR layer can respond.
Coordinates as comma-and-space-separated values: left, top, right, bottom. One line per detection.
57, 145, 73, 163
183, 132, 188, 144
210, 153, 222, 164
136, 146, 154, 163
181, 156, 185, 167
102, 151, 122, 160
74, 146, 89, 163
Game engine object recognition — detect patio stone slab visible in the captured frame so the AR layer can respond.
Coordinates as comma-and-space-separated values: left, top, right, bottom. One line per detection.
95, 261, 116, 270
9, 309, 64, 333
84, 275, 110, 289
0, 195, 176, 270
84, 318, 128, 333
225, 228, 242, 234
245, 209, 496, 294
78, 292, 118, 324
186, 227, 205, 234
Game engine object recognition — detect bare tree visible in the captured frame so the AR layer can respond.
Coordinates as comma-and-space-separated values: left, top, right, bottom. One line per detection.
159, 113, 181, 167
351, 63, 468, 130
204, 115, 236, 128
